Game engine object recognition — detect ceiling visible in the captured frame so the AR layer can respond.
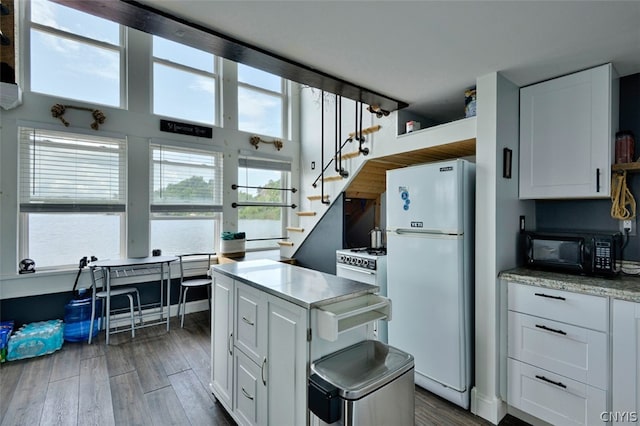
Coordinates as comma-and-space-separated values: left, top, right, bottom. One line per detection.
133, 0, 640, 124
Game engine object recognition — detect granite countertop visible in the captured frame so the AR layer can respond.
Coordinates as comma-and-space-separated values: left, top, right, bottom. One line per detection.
499, 267, 640, 302
212, 259, 379, 309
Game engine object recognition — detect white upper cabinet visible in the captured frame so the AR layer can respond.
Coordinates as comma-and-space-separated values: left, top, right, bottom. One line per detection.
519, 63, 618, 199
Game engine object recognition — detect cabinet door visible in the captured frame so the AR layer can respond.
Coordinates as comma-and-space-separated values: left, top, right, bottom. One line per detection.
612, 299, 640, 420
508, 311, 608, 389
508, 359, 607, 425
211, 272, 234, 410
267, 296, 308, 426
234, 350, 267, 426
519, 63, 614, 199
235, 282, 267, 366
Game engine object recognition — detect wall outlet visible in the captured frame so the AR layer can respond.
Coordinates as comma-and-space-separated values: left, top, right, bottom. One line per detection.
621, 219, 636, 236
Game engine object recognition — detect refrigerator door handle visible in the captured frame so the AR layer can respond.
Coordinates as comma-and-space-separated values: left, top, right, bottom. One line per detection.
393, 228, 463, 236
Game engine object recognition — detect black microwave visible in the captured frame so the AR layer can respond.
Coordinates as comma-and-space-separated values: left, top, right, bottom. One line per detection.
524, 231, 622, 276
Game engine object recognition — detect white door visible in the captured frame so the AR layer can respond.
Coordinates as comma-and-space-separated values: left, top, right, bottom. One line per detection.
386, 160, 464, 234
387, 231, 468, 390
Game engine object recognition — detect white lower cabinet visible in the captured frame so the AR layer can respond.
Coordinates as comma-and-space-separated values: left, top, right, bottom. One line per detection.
612, 299, 640, 422
507, 282, 609, 425
211, 273, 308, 426
508, 359, 606, 425
234, 349, 267, 426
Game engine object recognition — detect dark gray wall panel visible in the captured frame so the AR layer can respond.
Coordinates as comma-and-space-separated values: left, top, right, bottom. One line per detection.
293, 193, 345, 274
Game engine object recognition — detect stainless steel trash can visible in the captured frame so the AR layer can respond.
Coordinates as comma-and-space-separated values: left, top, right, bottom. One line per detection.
308, 340, 415, 426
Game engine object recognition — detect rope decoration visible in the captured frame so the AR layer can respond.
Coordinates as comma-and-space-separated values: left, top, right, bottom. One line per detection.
250, 135, 283, 151
611, 171, 636, 220
51, 104, 106, 130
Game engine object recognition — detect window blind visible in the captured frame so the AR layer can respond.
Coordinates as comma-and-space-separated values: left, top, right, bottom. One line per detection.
150, 143, 223, 213
239, 157, 291, 172
19, 127, 127, 212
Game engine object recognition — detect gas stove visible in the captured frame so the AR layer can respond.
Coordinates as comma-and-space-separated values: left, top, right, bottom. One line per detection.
348, 247, 387, 256
336, 248, 386, 270
335, 247, 388, 342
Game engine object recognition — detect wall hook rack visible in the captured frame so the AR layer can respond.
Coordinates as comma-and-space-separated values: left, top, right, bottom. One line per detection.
51, 103, 106, 130
250, 135, 283, 151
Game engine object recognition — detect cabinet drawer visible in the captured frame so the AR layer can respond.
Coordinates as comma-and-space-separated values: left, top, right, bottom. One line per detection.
508, 282, 608, 331
235, 282, 266, 365
508, 311, 608, 389
234, 350, 266, 426
508, 359, 606, 425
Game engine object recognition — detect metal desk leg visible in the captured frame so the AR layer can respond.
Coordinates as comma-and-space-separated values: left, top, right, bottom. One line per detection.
165, 262, 170, 332
88, 267, 97, 344
105, 267, 111, 345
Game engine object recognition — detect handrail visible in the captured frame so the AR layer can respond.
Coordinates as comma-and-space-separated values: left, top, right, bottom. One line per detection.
232, 184, 297, 193
312, 136, 354, 188
232, 202, 297, 209
320, 91, 330, 204
245, 237, 289, 242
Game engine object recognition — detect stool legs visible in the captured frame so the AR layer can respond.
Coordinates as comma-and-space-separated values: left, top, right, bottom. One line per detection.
180, 287, 189, 328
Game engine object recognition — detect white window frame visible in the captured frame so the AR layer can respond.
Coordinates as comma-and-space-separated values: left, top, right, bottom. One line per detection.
237, 152, 292, 251
237, 64, 288, 139
18, 123, 128, 269
23, 0, 126, 107
151, 36, 220, 126
149, 140, 224, 255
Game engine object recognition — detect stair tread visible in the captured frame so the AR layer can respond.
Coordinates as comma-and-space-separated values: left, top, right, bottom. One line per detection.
297, 211, 317, 216
307, 195, 329, 201
323, 175, 343, 182
286, 227, 305, 232
277, 241, 294, 246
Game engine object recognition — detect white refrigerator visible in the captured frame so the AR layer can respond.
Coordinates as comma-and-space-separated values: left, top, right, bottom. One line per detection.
386, 158, 474, 409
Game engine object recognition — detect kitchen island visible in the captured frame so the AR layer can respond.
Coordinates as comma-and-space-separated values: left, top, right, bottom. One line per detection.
210, 259, 390, 426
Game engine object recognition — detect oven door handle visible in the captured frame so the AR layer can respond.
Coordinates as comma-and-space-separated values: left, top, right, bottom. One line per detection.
336, 264, 375, 275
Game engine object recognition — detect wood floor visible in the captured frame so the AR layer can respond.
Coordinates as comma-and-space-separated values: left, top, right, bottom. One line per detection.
0, 311, 528, 426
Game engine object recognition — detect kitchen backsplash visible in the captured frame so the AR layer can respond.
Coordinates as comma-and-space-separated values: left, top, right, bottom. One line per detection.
536, 73, 640, 260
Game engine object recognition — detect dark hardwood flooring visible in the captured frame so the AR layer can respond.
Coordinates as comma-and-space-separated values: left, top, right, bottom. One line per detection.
0, 311, 528, 426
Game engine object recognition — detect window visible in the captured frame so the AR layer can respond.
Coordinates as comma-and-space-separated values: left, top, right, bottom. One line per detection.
153, 36, 218, 125
150, 143, 223, 255
19, 127, 127, 269
28, 0, 124, 107
238, 156, 292, 250
238, 64, 285, 138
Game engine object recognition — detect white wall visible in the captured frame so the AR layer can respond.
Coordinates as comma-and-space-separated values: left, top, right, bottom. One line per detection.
472, 72, 535, 424
0, 27, 300, 299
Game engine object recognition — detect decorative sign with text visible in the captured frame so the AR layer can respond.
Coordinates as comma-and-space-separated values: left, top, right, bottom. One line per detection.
160, 119, 212, 139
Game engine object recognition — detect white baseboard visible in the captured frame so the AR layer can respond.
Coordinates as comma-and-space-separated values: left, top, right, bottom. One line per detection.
107, 299, 209, 328
470, 387, 507, 425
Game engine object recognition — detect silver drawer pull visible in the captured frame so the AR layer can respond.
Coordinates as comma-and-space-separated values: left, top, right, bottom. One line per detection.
242, 316, 255, 326
228, 333, 233, 356
534, 292, 566, 301
242, 388, 254, 400
535, 375, 567, 389
261, 357, 267, 385
535, 324, 567, 335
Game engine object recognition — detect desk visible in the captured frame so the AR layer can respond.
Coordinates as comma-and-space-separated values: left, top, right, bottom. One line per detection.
88, 256, 178, 344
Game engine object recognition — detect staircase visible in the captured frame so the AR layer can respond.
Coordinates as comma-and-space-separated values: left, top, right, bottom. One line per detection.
279, 124, 380, 259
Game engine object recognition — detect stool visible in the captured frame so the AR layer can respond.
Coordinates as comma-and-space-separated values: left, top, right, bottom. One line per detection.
176, 253, 214, 328
88, 266, 143, 344
96, 287, 143, 338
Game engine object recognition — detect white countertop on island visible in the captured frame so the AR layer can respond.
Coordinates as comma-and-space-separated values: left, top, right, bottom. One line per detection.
211, 259, 379, 309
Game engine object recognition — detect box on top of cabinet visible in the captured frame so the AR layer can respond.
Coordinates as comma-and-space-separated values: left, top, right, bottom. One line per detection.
519, 63, 619, 200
